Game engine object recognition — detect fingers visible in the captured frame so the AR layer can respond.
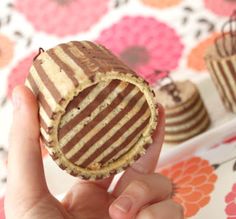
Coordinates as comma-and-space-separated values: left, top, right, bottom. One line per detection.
136, 200, 184, 219
113, 104, 165, 196
109, 173, 172, 219
131, 103, 165, 173
6, 86, 49, 202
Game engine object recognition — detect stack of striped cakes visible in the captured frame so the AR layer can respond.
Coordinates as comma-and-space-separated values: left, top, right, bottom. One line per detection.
205, 34, 236, 113
25, 41, 158, 180
155, 80, 211, 144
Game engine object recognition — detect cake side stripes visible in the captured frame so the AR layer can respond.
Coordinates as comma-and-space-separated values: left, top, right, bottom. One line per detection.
65, 84, 96, 112
73, 95, 147, 166
217, 62, 236, 104
63, 85, 141, 159
59, 80, 112, 128
102, 120, 149, 166
76, 101, 148, 166
165, 109, 209, 134
47, 49, 79, 87
165, 116, 210, 142
60, 84, 140, 159
100, 117, 150, 166
85, 41, 134, 74
165, 92, 200, 117
166, 100, 204, 126
209, 61, 232, 110
84, 113, 150, 167
26, 74, 54, 118
60, 44, 93, 78
58, 80, 121, 140
33, 60, 62, 103
59, 83, 134, 148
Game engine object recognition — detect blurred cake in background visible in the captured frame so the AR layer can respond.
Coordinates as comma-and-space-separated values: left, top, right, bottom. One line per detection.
205, 11, 236, 113
154, 71, 211, 144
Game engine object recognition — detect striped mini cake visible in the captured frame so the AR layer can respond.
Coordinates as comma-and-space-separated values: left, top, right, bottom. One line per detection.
155, 80, 210, 144
205, 33, 236, 113
25, 41, 158, 180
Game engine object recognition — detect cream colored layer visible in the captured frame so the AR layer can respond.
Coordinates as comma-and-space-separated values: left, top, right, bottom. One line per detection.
165, 92, 199, 116
55, 46, 90, 83
166, 99, 203, 124
59, 80, 111, 128
206, 61, 230, 109
41, 127, 51, 142
211, 61, 235, 108
104, 125, 146, 166
69, 95, 146, 163
68, 42, 99, 73
165, 107, 207, 132
30, 66, 59, 112
26, 80, 51, 127
165, 116, 210, 142
93, 110, 150, 166
59, 82, 138, 148
94, 71, 157, 138
223, 60, 236, 95
41, 53, 75, 96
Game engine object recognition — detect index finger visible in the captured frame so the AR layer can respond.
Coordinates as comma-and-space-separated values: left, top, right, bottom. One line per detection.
112, 104, 165, 196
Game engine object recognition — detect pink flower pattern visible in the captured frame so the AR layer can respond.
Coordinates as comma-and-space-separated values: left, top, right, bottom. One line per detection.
96, 16, 183, 85
225, 183, 236, 219
15, 0, 109, 36
0, 198, 4, 219
204, 0, 236, 17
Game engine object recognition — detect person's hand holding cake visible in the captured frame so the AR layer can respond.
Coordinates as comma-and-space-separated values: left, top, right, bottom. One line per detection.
4, 41, 184, 219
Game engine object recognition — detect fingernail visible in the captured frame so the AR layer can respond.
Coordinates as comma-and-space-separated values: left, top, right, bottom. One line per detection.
113, 196, 132, 213
12, 91, 21, 109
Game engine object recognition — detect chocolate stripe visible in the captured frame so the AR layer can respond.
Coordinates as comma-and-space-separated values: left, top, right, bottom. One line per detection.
210, 61, 232, 109
100, 117, 150, 166
27, 73, 54, 118
62, 83, 137, 156
165, 117, 210, 143
34, 60, 62, 103
73, 42, 106, 73
165, 110, 208, 135
47, 49, 79, 87
27, 74, 39, 94
81, 103, 149, 167
226, 60, 236, 82
166, 93, 200, 117
58, 80, 121, 140
88, 42, 133, 73
217, 62, 236, 103
60, 44, 92, 78
166, 101, 204, 126
66, 84, 97, 112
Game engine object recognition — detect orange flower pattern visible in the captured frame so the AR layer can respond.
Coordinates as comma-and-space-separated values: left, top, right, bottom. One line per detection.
0, 34, 14, 69
142, 0, 182, 9
160, 157, 217, 218
187, 33, 220, 72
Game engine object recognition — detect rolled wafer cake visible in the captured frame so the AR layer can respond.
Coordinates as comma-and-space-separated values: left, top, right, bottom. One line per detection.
155, 80, 210, 144
25, 41, 158, 180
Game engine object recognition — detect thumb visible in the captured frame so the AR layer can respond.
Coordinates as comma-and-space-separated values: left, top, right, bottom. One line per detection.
6, 86, 49, 204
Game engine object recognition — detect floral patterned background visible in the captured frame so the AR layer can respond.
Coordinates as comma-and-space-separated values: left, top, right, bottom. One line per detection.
0, 0, 236, 218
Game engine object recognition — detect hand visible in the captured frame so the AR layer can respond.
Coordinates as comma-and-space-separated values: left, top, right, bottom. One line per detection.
5, 86, 183, 219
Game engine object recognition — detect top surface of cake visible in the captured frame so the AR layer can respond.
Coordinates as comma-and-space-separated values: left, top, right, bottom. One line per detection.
155, 80, 197, 109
